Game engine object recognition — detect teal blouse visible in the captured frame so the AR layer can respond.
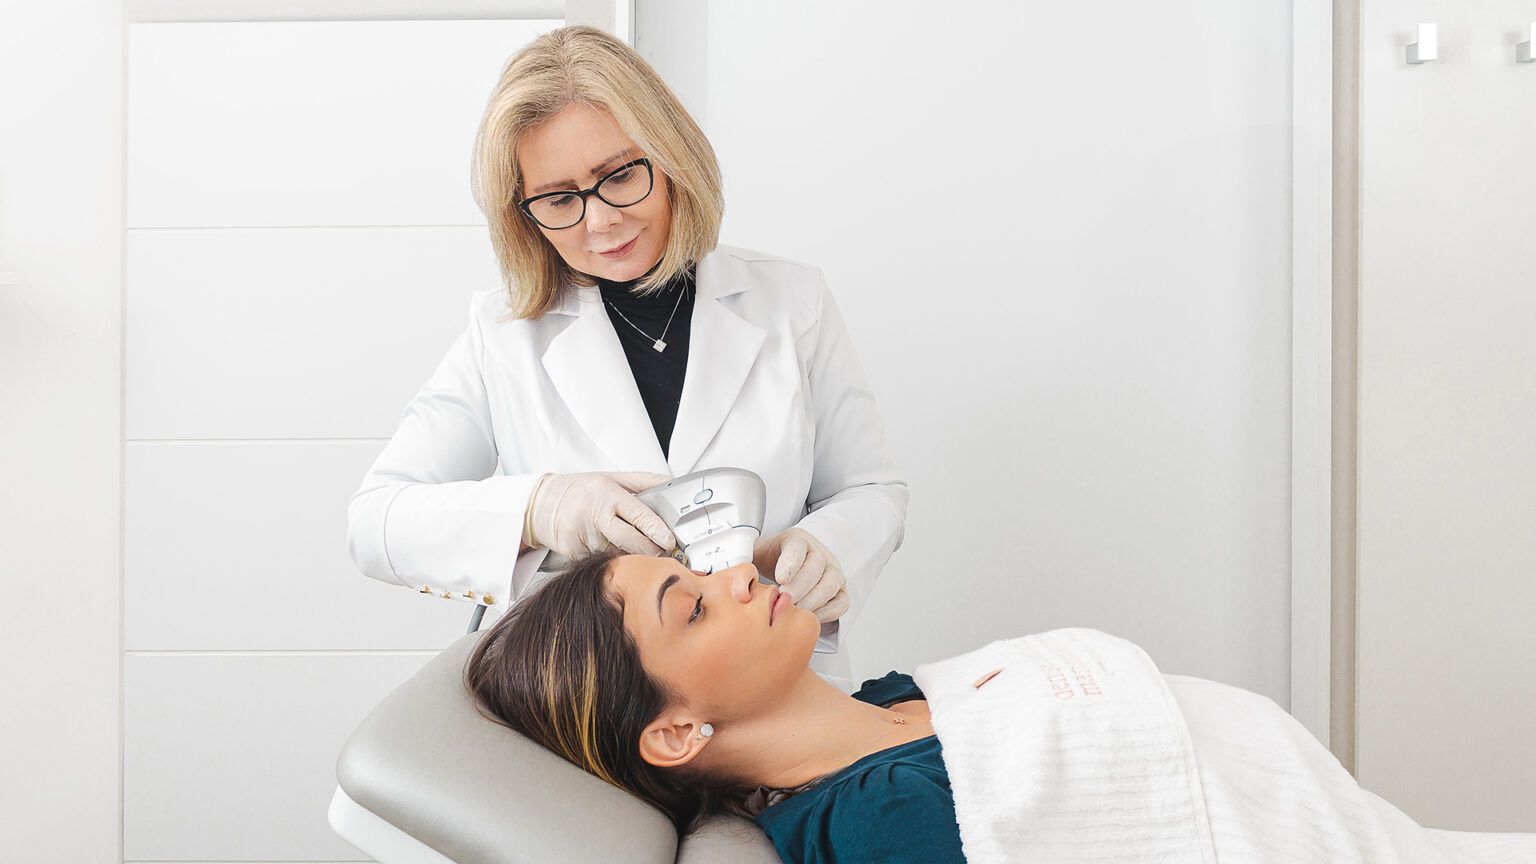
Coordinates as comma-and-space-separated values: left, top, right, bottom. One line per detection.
752, 673, 966, 864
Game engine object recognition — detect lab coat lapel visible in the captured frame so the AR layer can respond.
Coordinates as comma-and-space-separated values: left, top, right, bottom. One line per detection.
667, 256, 765, 475
541, 289, 670, 474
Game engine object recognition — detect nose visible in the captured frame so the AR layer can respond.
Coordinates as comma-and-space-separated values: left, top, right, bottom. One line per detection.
698, 563, 757, 604
584, 194, 622, 233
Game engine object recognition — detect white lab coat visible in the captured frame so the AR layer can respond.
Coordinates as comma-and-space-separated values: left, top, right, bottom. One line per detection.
348, 245, 908, 687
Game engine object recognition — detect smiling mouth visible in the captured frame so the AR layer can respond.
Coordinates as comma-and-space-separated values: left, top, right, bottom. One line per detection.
597, 235, 638, 257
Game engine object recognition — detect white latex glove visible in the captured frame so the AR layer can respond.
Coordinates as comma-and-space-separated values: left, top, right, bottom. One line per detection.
524, 472, 676, 559
753, 526, 849, 623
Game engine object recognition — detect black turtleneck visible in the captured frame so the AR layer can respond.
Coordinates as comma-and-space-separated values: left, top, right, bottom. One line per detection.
597, 265, 697, 458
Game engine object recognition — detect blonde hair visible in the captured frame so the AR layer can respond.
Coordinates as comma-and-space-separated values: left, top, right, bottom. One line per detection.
472, 26, 724, 319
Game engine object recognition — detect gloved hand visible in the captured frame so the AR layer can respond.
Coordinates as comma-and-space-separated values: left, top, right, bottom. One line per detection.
524, 472, 676, 559
753, 526, 849, 623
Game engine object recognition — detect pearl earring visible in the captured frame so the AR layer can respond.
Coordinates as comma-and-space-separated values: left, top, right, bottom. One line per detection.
698, 723, 714, 740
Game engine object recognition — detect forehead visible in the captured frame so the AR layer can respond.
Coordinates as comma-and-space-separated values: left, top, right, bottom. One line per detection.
608, 554, 677, 615
518, 104, 638, 181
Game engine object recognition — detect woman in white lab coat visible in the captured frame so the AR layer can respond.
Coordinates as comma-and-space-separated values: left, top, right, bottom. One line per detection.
347, 25, 906, 688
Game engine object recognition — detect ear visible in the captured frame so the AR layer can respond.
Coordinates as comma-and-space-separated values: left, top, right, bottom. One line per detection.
638, 712, 711, 769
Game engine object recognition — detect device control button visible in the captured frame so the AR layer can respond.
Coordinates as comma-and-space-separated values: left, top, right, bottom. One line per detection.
693, 489, 714, 505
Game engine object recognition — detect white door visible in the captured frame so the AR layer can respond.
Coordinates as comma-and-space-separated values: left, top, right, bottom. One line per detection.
1356, 0, 1536, 831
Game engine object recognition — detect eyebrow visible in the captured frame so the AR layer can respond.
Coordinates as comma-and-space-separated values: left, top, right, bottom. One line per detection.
528, 149, 634, 196
656, 573, 680, 624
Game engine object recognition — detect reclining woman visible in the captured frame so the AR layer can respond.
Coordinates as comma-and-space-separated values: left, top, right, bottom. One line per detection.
465, 551, 1533, 864
466, 549, 958, 863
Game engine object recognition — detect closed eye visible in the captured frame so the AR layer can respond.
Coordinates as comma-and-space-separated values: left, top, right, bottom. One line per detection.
689, 596, 703, 624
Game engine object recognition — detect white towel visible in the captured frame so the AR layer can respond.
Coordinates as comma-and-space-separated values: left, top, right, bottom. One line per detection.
914, 629, 1531, 864
914, 629, 1217, 864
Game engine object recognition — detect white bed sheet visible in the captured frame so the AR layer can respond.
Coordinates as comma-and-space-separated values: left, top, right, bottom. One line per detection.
1425, 829, 1536, 864
1368, 789, 1536, 863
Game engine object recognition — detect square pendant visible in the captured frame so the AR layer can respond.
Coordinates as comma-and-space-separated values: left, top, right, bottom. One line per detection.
652, 339, 666, 352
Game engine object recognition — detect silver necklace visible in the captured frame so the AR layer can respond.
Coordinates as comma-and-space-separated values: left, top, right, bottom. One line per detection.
605, 286, 687, 353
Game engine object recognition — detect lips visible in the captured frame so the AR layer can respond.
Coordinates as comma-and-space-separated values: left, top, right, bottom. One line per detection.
597, 235, 639, 258
769, 588, 791, 625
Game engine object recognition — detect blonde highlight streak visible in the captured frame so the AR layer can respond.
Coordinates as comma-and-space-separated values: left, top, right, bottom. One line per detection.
575, 650, 617, 786
538, 626, 579, 762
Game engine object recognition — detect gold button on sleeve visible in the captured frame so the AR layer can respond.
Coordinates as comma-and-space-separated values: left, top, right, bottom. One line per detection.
481, 595, 495, 606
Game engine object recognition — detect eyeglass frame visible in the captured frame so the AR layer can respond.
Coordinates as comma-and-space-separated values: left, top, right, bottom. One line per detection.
516, 157, 656, 230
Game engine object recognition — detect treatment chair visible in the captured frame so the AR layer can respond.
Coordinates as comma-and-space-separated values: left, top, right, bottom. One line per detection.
328, 628, 784, 864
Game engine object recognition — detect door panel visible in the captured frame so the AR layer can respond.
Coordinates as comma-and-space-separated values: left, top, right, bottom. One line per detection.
1357, 0, 1536, 831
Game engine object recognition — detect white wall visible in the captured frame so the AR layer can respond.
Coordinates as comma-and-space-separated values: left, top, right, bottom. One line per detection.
1355, 0, 1536, 831
642, 2, 1297, 702
0, 2, 123, 862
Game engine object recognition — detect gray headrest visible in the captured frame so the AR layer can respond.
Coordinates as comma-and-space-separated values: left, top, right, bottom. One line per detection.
336, 631, 678, 864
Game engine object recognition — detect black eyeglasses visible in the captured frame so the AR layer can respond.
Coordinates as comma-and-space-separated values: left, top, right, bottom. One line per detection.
518, 158, 655, 230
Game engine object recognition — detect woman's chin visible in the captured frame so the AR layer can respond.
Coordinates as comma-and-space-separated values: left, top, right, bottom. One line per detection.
587, 260, 643, 282
788, 605, 823, 659
581, 243, 662, 283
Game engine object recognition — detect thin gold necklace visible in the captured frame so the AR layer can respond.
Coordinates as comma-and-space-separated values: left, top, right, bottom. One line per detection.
758, 708, 927, 790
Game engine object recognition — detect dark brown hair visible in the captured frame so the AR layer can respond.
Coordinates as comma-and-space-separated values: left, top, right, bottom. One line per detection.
464, 550, 747, 832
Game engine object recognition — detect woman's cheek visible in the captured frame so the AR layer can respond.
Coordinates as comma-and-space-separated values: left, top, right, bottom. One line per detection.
677, 647, 727, 692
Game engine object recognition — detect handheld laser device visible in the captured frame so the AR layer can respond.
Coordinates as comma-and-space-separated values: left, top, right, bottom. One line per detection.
637, 468, 766, 574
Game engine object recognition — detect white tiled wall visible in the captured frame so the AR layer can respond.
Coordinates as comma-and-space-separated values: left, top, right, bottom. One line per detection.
124, 440, 470, 650
124, 17, 560, 862
127, 21, 526, 228
123, 652, 436, 860
125, 227, 494, 439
